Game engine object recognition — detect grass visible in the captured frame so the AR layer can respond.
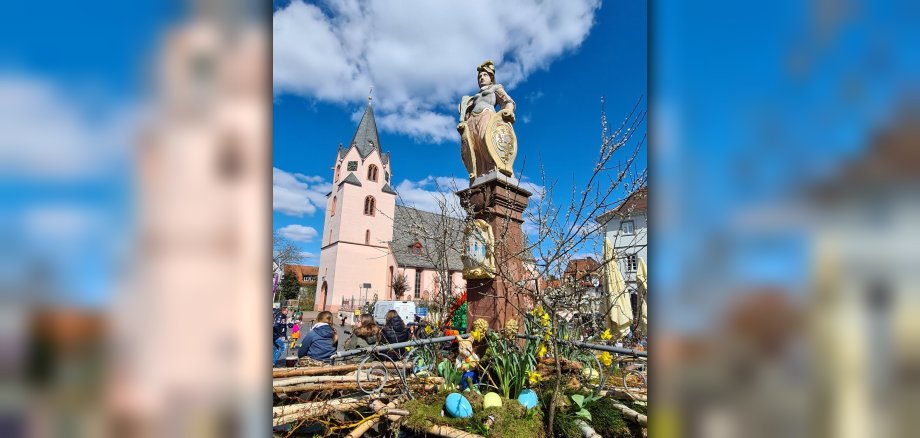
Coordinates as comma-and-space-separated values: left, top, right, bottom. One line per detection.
402, 390, 545, 438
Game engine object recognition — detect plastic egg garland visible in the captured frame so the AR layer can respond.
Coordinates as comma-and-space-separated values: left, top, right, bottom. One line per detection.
445, 392, 474, 418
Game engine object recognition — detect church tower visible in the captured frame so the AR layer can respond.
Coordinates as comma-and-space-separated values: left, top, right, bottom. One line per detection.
316, 101, 399, 311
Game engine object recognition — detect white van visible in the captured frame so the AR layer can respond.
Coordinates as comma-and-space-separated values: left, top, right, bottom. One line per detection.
373, 300, 417, 325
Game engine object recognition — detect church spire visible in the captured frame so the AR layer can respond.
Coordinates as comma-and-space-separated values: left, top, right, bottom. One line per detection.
349, 95, 380, 158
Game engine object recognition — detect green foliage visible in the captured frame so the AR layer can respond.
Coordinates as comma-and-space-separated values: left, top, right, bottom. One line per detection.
278, 272, 301, 301
437, 359, 462, 392
482, 331, 538, 399
570, 394, 591, 421
451, 301, 467, 330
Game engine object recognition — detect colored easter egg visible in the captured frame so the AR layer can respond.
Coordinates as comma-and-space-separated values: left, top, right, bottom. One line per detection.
517, 389, 539, 410
445, 393, 473, 418
483, 392, 503, 409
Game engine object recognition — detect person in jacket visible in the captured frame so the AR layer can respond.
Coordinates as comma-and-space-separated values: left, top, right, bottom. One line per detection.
344, 314, 382, 350
272, 307, 288, 366
381, 310, 410, 344
297, 311, 338, 362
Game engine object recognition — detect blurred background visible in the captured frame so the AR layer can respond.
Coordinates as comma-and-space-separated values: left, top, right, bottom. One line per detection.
0, 0, 917, 436
653, 0, 920, 437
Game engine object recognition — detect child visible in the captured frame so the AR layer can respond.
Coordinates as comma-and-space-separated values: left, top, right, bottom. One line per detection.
297, 311, 338, 362
289, 317, 302, 350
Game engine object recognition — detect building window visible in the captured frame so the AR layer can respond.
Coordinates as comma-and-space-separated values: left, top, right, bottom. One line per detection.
409, 241, 422, 255
385, 171, 390, 182
625, 254, 638, 272
620, 220, 635, 235
367, 164, 378, 182
347, 161, 358, 171
414, 270, 422, 299
365, 229, 371, 245
364, 196, 376, 216
302, 275, 308, 282
331, 196, 337, 216
335, 164, 341, 182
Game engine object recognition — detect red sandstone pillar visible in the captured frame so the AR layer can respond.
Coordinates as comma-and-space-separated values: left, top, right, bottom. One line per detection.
457, 178, 532, 331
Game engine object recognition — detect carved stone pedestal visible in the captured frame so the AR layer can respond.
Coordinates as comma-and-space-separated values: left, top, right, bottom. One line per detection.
456, 173, 532, 331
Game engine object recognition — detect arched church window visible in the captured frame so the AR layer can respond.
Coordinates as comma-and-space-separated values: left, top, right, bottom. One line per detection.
331, 196, 336, 216
367, 164, 378, 182
365, 229, 371, 245
364, 196, 376, 216
335, 164, 341, 182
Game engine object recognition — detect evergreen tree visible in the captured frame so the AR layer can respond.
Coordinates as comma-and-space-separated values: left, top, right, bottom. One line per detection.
278, 272, 301, 301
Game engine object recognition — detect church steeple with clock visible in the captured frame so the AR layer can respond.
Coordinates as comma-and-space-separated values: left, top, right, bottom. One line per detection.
315, 99, 399, 311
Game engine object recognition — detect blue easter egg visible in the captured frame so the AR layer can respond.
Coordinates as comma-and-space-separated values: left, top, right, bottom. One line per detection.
517, 389, 538, 410
445, 392, 474, 418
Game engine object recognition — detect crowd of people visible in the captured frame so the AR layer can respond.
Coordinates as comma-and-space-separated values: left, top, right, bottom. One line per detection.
272, 307, 411, 366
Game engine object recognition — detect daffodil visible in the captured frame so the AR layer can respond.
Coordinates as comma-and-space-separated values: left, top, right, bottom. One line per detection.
527, 370, 543, 385
600, 329, 612, 341
598, 351, 613, 367
537, 344, 547, 357
424, 325, 434, 335
471, 329, 484, 342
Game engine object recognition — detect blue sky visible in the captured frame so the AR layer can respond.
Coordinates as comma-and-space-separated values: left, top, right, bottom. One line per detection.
0, 0, 176, 307
273, 0, 648, 262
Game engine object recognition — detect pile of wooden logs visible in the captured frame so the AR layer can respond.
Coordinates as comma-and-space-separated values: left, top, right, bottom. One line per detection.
272, 361, 442, 435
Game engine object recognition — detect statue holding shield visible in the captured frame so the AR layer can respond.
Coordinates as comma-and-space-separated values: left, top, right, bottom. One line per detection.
458, 60, 518, 183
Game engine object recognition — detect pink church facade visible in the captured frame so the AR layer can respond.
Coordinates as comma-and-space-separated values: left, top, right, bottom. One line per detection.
316, 103, 465, 313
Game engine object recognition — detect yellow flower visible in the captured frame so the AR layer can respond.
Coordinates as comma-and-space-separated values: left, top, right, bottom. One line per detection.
598, 351, 613, 367
473, 318, 489, 334
424, 325, 434, 335
471, 329, 484, 342
537, 344, 547, 357
527, 370, 543, 385
601, 329, 612, 341
406, 346, 413, 352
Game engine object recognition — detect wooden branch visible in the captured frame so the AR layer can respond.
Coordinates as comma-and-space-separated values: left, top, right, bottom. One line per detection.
272, 394, 381, 418
574, 419, 602, 438
273, 375, 382, 387
599, 389, 647, 402
345, 398, 406, 438
272, 376, 442, 394
612, 402, 647, 426
425, 425, 485, 438
272, 397, 372, 426
272, 361, 410, 378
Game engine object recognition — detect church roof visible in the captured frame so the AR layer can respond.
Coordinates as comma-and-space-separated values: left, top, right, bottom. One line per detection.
391, 205, 464, 271
382, 183, 398, 195
349, 103, 381, 159
340, 172, 362, 187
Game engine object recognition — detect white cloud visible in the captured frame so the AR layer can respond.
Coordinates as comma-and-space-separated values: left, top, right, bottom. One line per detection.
273, 0, 600, 142
278, 224, 319, 242
273, 167, 332, 216
300, 251, 318, 259
394, 175, 466, 214
0, 74, 132, 180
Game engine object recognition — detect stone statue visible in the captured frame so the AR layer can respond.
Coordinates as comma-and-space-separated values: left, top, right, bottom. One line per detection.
458, 60, 518, 183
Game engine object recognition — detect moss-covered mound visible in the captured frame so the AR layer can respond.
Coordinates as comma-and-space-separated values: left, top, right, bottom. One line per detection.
586, 397, 640, 438
402, 391, 544, 438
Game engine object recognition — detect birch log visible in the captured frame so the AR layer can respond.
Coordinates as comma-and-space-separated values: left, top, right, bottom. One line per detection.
574, 419, 602, 438
612, 402, 648, 426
